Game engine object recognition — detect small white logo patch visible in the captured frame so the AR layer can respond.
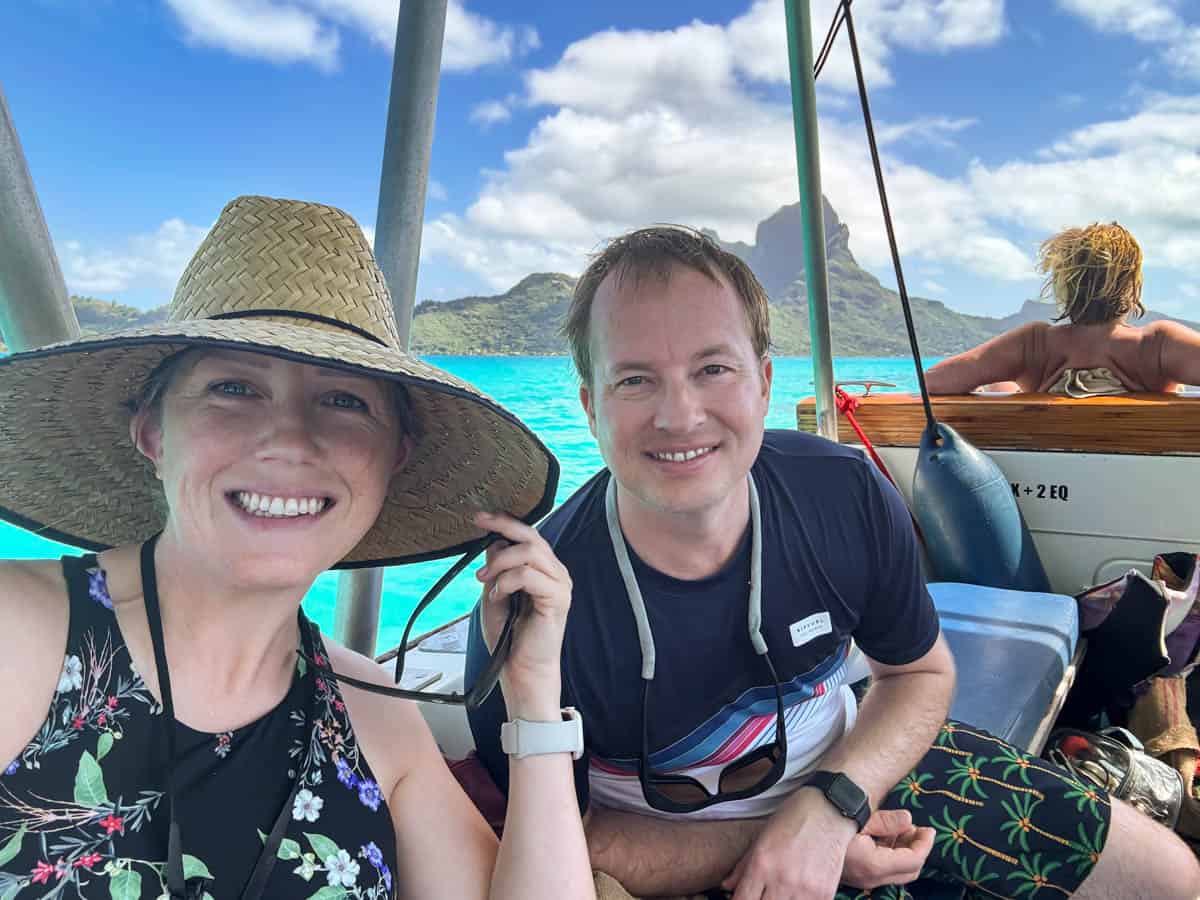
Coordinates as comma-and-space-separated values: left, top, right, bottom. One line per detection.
790, 612, 832, 647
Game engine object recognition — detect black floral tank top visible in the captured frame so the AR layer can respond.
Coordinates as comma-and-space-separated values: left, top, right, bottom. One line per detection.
0, 554, 398, 899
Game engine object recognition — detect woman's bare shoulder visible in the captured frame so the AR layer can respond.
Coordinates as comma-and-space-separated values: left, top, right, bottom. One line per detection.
0, 558, 69, 622
0, 559, 70, 662
0, 559, 73, 759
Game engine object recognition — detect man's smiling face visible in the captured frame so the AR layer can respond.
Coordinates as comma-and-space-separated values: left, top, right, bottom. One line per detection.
581, 263, 772, 520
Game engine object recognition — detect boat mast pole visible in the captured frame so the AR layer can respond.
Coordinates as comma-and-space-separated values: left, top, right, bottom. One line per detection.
0, 84, 81, 351
783, 1, 838, 442
335, 0, 449, 656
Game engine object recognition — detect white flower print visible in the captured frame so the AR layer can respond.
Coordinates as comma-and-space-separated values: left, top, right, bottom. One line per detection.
324, 849, 360, 888
57, 655, 83, 693
291, 788, 324, 823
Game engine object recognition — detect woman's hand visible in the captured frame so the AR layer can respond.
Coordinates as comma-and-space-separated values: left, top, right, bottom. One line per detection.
474, 511, 571, 721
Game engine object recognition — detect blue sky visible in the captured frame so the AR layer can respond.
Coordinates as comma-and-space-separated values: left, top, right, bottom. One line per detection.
3, 0, 1200, 321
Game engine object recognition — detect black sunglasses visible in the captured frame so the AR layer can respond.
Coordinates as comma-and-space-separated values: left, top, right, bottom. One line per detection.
300, 532, 524, 709
638, 649, 788, 815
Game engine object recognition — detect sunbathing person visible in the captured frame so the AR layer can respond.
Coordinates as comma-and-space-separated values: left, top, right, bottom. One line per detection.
925, 222, 1200, 395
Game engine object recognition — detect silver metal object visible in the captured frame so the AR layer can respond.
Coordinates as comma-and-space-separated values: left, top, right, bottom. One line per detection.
784, 1, 837, 442
335, 0, 449, 654
0, 84, 80, 351
373, 0, 448, 347
334, 567, 385, 657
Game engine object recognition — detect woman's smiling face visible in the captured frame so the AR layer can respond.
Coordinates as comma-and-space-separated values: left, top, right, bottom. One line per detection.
132, 349, 406, 588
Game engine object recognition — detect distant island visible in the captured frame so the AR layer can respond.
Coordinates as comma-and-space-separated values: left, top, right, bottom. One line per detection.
4, 199, 1196, 356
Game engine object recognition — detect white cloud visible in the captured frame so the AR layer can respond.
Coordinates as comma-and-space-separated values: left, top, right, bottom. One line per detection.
421, 1, 1026, 291
422, 214, 587, 290
62, 219, 209, 296
443, 1, 539, 70
728, 0, 1005, 93
1043, 94, 1200, 155
470, 100, 513, 128
968, 95, 1200, 274
876, 116, 978, 148
922, 279, 947, 296
166, 0, 340, 70
1056, 0, 1200, 79
164, 0, 538, 72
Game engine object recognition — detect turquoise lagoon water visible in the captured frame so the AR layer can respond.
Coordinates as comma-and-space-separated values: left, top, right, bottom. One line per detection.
0, 355, 929, 653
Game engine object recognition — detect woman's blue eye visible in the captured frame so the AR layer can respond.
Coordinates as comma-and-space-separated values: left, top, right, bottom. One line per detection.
212, 381, 250, 396
618, 376, 647, 387
328, 392, 368, 411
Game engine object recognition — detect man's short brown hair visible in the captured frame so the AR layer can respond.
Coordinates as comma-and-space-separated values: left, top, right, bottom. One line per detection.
562, 225, 772, 385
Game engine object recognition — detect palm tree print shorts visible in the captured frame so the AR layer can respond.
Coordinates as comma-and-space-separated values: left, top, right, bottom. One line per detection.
835, 720, 1110, 900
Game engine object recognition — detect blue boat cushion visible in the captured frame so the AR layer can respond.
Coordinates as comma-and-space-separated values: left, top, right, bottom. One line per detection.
929, 582, 1080, 751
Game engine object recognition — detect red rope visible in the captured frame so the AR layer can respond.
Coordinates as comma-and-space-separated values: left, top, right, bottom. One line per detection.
834, 388, 926, 545
835, 388, 899, 488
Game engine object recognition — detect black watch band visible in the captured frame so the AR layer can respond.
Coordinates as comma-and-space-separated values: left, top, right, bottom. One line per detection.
802, 770, 870, 831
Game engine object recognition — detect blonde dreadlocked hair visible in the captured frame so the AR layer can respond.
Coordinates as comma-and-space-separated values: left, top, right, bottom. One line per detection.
1038, 222, 1145, 325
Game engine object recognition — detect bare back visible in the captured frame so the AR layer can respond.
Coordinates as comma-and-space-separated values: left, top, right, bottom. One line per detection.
1026, 321, 1173, 393
927, 318, 1200, 395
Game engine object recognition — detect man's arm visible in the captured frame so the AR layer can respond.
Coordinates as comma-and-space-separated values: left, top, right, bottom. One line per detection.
925, 322, 1043, 394
806, 635, 954, 810
586, 806, 761, 896
725, 639, 953, 899
586, 728, 944, 898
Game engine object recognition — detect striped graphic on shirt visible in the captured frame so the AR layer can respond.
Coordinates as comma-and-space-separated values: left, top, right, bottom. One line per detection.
591, 640, 850, 775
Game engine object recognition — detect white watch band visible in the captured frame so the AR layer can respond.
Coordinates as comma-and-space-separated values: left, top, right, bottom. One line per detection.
500, 707, 584, 760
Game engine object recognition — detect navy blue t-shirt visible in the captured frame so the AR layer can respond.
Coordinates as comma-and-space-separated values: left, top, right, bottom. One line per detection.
466, 430, 938, 815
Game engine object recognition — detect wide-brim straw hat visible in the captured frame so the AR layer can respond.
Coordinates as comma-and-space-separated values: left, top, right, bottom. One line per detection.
0, 195, 558, 568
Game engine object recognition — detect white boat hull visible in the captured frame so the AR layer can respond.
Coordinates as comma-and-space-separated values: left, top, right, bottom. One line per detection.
875, 445, 1200, 594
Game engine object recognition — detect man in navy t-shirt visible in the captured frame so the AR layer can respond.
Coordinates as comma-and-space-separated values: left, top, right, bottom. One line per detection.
467, 227, 1198, 899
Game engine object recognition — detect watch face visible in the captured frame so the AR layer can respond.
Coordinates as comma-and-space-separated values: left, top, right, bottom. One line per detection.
828, 774, 867, 813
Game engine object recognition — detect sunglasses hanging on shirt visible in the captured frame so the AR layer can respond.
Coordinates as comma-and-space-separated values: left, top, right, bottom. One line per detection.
299, 532, 526, 709
606, 474, 790, 814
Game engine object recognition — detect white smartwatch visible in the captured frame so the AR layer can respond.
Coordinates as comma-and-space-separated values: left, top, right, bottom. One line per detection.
500, 707, 584, 760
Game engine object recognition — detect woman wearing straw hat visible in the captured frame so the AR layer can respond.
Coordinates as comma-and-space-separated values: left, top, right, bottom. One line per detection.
0, 196, 594, 899
926, 222, 1200, 395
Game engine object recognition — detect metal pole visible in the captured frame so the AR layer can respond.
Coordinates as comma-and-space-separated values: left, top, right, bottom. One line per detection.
335, 0, 449, 655
334, 567, 384, 655
374, 0, 448, 346
0, 84, 80, 351
783, 1, 838, 442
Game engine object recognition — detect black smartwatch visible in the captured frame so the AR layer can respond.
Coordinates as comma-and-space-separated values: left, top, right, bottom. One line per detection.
802, 770, 870, 831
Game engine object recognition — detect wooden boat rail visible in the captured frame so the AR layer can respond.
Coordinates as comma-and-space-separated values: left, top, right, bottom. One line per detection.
796, 393, 1200, 455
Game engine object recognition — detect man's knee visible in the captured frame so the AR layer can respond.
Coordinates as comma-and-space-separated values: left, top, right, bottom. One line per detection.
1075, 799, 1200, 899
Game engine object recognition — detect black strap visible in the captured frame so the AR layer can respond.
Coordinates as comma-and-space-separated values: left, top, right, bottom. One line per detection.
299, 535, 522, 710
140, 536, 187, 899
140, 535, 320, 900
209, 308, 388, 346
814, 0, 940, 442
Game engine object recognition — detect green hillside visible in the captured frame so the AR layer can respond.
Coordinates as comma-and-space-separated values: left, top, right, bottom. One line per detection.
4, 200, 1195, 357
410, 273, 575, 355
